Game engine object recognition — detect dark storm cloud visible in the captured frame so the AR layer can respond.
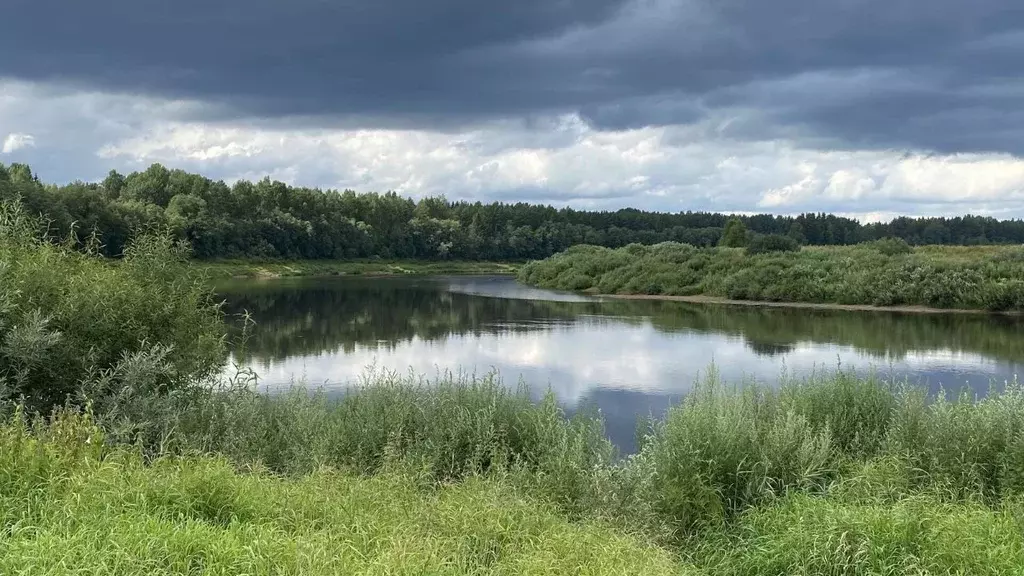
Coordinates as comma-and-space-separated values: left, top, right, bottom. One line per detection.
3, 0, 1024, 153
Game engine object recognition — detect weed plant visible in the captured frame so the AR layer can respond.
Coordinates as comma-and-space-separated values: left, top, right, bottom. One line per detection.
83, 360, 1024, 545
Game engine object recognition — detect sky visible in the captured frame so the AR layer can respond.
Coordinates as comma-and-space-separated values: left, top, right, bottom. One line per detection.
2, 0, 1024, 220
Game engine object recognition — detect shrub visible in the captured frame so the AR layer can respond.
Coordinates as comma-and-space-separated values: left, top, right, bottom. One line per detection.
0, 200, 225, 413
745, 233, 800, 255
520, 241, 1024, 310
868, 237, 914, 256
561, 271, 595, 291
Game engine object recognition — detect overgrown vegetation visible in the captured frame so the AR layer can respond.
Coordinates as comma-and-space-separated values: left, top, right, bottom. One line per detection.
745, 233, 800, 255
518, 241, 1024, 310
8, 367, 1024, 574
0, 201, 225, 412
6, 198, 1024, 574
0, 411, 680, 576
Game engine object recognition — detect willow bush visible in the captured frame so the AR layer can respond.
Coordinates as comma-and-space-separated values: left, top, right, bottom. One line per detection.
518, 241, 1024, 310
0, 200, 225, 413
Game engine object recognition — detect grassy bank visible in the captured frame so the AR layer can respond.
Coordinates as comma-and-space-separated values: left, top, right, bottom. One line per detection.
195, 259, 519, 279
518, 241, 1024, 311
9, 370, 1024, 574
84, 366, 1024, 538
0, 413, 678, 575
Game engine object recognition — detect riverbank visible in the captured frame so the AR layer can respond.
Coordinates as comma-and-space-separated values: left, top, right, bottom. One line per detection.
195, 259, 520, 279
603, 293, 1024, 315
10, 372, 1024, 575
3, 420, 677, 575
519, 242, 1024, 311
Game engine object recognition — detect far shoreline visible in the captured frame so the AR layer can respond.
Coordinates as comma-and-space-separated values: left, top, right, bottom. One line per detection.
599, 293, 1024, 316
194, 259, 520, 280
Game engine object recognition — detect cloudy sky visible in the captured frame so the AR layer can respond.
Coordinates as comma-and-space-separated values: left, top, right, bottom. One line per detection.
2, 0, 1024, 219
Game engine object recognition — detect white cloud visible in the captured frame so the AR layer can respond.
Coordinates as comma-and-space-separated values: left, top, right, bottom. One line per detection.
756, 152, 1024, 214
880, 155, 1024, 202
1, 132, 35, 154
4, 77, 1024, 218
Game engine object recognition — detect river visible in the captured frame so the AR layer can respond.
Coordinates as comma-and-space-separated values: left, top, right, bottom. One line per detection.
217, 275, 1024, 452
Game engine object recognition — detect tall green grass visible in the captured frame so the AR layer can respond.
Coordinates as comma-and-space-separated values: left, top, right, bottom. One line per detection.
82, 363, 1024, 542
518, 241, 1024, 310
8, 372, 1024, 574
0, 411, 683, 576
88, 368, 621, 524
694, 490, 1024, 575
637, 369, 1024, 539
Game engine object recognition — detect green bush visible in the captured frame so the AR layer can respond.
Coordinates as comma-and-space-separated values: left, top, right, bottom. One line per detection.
519, 241, 1024, 309
0, 200, 225, 413
868, 237, 914, 256
745, 233, 800, 255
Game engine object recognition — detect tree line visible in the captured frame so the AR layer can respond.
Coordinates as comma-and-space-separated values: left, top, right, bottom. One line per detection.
2, 161, 1023, 260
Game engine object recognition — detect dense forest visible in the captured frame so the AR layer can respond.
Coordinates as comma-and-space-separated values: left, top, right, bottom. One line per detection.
3, 161, 1024, 261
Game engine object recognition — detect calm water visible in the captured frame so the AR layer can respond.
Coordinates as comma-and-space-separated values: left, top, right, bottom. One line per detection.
218, 275, 1024, 451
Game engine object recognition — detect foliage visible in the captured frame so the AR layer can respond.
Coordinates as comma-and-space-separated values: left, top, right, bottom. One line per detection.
75, 359, 1024, 539
0, 201, 225, 412
519, 241, 1024, 310
696, 490, 1024, 575
745, 233, 800, 255
868, 236, 914, 256
130, 371, 615, 496
719, 218, 748, 247
6, 161, 1024, 264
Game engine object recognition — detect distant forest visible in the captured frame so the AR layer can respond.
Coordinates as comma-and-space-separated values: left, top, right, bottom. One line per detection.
2, 162, 1023, 260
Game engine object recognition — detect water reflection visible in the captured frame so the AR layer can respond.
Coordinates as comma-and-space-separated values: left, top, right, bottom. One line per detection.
217, 275, 1024, 451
